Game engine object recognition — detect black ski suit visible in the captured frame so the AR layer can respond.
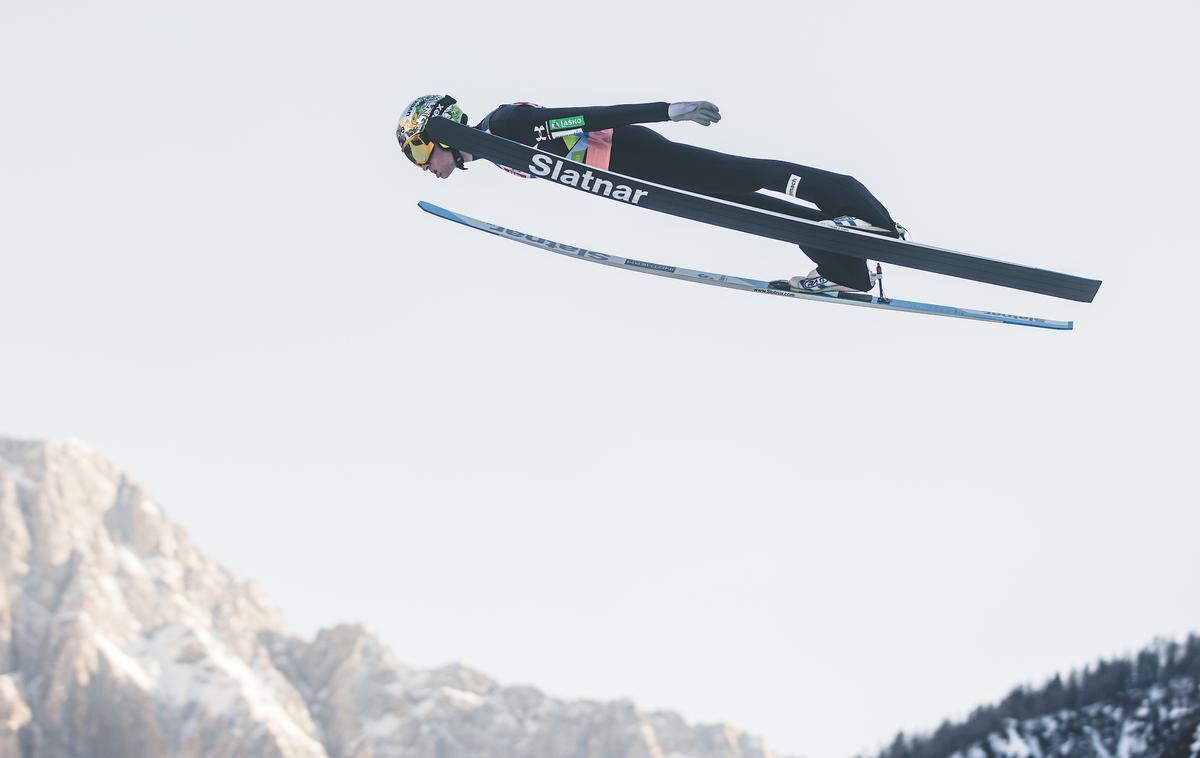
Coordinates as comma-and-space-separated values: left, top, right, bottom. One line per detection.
479, 101, 899, 291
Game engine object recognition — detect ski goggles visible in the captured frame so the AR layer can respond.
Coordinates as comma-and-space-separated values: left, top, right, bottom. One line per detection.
400, 132, 438, 165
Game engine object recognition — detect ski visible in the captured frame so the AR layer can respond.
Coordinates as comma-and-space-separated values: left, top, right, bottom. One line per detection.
423, 118, 1102, 303
418, 201, 1073, 330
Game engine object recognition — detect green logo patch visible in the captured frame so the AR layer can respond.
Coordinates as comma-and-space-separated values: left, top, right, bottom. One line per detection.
548, 115, 585, 131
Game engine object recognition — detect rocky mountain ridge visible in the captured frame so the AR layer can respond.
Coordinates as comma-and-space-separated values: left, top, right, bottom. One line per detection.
0, 437, 774, 758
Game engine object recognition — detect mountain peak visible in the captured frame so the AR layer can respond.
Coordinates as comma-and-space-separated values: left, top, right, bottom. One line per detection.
0, 436, 777, 758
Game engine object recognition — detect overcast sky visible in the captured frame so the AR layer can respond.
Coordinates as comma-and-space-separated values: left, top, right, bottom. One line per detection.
2, 1, 1198, 756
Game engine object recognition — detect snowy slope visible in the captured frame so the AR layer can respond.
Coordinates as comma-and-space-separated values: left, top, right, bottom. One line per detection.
0, 437, 776, 758
870, 655, 1200, 758
940, 686, 1200, 758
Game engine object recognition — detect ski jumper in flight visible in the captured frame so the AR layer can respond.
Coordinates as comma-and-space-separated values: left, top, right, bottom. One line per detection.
397, 95, 907, 293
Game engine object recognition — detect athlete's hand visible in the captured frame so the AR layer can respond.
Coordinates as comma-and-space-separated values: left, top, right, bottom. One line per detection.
668, 101, 721, 126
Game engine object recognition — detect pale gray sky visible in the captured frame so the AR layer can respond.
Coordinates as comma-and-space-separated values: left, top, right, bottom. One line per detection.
2, 1, 1198, 756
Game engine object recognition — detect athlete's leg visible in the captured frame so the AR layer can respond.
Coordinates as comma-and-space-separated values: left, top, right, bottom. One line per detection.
611, 128, 883, 290
704, 190, 873, 290
610, 127, 898, 230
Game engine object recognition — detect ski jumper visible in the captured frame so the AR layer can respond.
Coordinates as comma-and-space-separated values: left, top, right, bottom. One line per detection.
479, 102, 900, 291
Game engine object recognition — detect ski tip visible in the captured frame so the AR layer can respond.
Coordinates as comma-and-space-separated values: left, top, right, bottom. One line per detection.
417, 201, 465, 225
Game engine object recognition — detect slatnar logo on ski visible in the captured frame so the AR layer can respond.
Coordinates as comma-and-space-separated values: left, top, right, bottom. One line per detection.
486, 223, 609, 261
527, 154, 650, 205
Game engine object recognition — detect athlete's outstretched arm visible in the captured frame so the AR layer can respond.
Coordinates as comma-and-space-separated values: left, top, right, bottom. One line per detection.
487, 100, 720, 138
488, 103, 670, 137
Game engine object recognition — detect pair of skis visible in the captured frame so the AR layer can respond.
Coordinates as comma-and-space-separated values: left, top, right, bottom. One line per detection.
419, 202, 1073, 330
419, 118, 1100, 329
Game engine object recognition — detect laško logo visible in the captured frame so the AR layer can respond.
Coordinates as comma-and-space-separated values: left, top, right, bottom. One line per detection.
547, 115, 585, 131
526, 154, 649, 205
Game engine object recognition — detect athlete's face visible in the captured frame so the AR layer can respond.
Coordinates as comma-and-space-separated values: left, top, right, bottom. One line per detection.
421, 145, 458, 179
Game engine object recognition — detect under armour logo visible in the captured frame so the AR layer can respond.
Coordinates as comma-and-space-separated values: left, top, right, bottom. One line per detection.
533, 125, 549, 142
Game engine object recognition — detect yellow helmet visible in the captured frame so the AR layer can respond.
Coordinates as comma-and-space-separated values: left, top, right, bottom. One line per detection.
396, 95, 468, 166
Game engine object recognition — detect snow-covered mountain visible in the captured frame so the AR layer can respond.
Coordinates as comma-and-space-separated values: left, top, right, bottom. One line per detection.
870, 648, 1200, 758
960, 689, 1200, 758
0, 437, 776, 758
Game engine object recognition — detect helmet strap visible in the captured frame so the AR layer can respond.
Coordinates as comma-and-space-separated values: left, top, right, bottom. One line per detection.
450, 147, 468, 170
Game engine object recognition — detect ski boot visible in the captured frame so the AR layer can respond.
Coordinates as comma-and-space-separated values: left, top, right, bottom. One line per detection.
822, 216, 911, 240
769, 268, 878, 294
